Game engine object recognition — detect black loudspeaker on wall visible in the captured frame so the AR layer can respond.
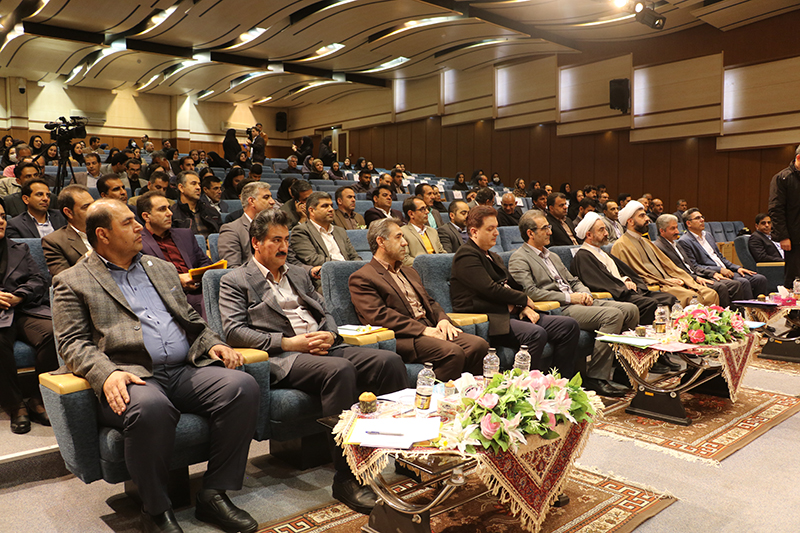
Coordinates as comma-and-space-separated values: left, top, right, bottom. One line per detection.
609, 78, 630, 114
275, 111, 287, 132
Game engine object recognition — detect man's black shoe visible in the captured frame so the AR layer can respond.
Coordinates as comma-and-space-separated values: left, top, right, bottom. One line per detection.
607, 380, 632, 393
141, 509, 183, 533
195, 490, 257, 533
649, 362, 670, 374
333, 478, 377, 515
583, 378, 626, 398
658, 354, 681, 371
553, 493, 570, 507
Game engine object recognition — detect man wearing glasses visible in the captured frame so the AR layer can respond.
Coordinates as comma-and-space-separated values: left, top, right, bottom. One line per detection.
509, 211, 637, 397
678, 208, 767, 299
400, 197, 445, 267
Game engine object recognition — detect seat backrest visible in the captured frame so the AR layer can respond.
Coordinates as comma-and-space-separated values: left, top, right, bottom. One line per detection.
391, 200, 404, 214
220, 199, 240, 212
550, 245, 579, 272
647, 222, 658, 241
413, 253, 456, 313
208, 233, 220, 262
202, 269, 232, 338
732, 220, 744, 234
722, 221, 737, 242
16, 238, 52, 288
320, 261, 369, 326
355, 200, 373, 216
707, 221, 726, 243
733, 235, 756, 270
498, 226, 523, 252
346, 229, 372, 261
195, 234, 207, 253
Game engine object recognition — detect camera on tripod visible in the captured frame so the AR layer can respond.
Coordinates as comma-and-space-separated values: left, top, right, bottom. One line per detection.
45, 116, 88, 145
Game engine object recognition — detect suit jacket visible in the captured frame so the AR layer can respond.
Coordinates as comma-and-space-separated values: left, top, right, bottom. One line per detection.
290, 222, 360, 267
218, 259, 343, 382
42, 224, 89, 276
438, 222, 466, 253
400, 224, 445, 267
0, 177, 20, 197
0, 238, 51, 328
603, 216, 623, 243
71, 171, 101, 187
218, 215, 252, 268
450, 238, 528, 336
546, 212, 580, 247
429, 209, 444, 229
496, 207, 523, 227
654, 235, 717, 279
349, 259, 450, 358
3, 192, 58, 218
508, 244, 589, 305
748, 231, 784, 262
364, 207, 404, 227
52, 253, 224, 397
677, 231, 739, 273
170, 198, 222, 236
7, 210, 67, 239
332, 209, 366, 230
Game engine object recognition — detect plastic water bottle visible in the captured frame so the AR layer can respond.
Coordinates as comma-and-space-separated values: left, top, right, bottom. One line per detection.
414, 363, 435, 415
689, 295, 699, 306
671, 302, 683, 318
513, 345, 531, 373
793, 278, 800, 296
483, 348, 500, 380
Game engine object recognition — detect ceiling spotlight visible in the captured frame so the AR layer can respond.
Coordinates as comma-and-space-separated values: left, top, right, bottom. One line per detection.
613, 0, 630, 8
633, 1, 645, 13
636, 6, 666, 29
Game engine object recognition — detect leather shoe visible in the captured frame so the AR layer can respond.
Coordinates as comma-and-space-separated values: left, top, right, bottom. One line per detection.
658, 355, 681, 371
553, 493, 570, 507
195, 489, 257, 533
607, 380, 632, 393
332, 478, 377, 515
10, 403, 30, 434
583, 378, 626, 398
649, 362, 669, 374
26, 398, 50, 426
141, 509, 183, 533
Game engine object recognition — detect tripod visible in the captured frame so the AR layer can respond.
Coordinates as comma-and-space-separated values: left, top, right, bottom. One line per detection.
53, 140, 76, 197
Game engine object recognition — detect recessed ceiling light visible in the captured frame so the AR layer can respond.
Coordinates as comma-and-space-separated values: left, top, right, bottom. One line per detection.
359, 57, 410, 73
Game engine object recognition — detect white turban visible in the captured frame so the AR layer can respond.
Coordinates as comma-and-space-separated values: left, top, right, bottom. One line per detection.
574, 211, 603, 240
618, 200, 644, 228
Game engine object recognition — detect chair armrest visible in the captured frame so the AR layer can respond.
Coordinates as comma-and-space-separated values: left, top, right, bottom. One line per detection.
647, 284, 660, 292
591, 292, 613, 299
341, 329, 396, 346
447, 313, 489, 326
39, 372, 91, 394
242, 360, 272, 441
756, 262, 785, 267
533, 301, 560, 312
238, 348, 269, 364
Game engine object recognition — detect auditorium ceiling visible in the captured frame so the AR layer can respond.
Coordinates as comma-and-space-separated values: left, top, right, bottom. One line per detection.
1, 0, 799, 107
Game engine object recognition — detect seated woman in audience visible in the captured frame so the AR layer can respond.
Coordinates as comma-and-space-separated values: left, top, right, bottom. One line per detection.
235, 150, 252, 170
308, 158, 328, 180
29, 135, 45, 156
207, 151, 230, 169
342, 157, 352, 170
133, 147, 141, 160
367, 161, 378, 174
69, 143, 85, 166
1, 145, 16, 171
513, 178, 527, 198
567, 189, 584, 220
559, 182, 571, 196
354, 157, 367, 172
41, 144, 59, 166
1, 135, 13, 154
277, 175, 298, 204
453, 172, 469, 191
490, 172, 502, 186
104, 147, 120, 163
222, 167, 247, 200
301, 155, 315, 175
327, 161, 344, 179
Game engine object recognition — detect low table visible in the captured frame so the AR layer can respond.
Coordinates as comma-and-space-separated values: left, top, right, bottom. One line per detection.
607, 333, 758, 426
736, 301, 800, 363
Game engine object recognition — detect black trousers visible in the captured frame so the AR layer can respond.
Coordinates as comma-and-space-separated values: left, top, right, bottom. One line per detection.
491, 314, 581, 378
0, 314, 58, 413
98, 364, 259, 515
624, 290, 677, 325
279, 346, 407, 480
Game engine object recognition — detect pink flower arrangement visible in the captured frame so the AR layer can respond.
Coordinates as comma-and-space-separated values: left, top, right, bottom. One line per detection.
480, 413, 501, 439
674, 304, 749, 345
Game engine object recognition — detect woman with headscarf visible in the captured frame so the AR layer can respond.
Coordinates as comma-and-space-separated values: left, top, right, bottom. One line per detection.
301, 155, 315, 175
105, 148, 120, 163
207, 151, 230, 169
354, 157, 367, 172
292, 136, 313, 163
342, 157, 352, 170
41, 144, 59, 166
327, 161, 344, 179
1, 135, 13, 153
277, 175, 298, 204
222, 128, 241, 162
319, 136, 336, 167
513, 178, 527, 198
452, 172, 469, 191
69, 143, 85, 166
559, 182, 571, 195
308, 158, 328, 180
235, 150, 252, 170
567, 189, 584, 220
29, 135, 45, 155
490, 172, 502, 186
222, 167, 246, 200
366, 161, 378, 175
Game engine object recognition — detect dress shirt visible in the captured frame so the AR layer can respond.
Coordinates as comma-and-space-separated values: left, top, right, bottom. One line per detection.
669, 239, 693, 271
152, 230, 189, 273
335, 209, 361, 230
27, 211, 55, 238
253, 259, 319, 335
375, 207, 392, 219
70, 223, 92, 252
690, 230, 725, 268
102, 253, 191, 366
556, 217, 578, 244
529, 243, 574, 300
580, 242, 629, 282
86, 174, 99, 189
427, 211, 438, 229
310, 220, 346, 261
412, 223, 434, 254
606, 216, 622, 239
374, 257, 426, 320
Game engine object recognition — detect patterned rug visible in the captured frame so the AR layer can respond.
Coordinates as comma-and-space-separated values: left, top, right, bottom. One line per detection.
750, 357, 800, 376
256, 468, 675, 533
594, 387, 800, 463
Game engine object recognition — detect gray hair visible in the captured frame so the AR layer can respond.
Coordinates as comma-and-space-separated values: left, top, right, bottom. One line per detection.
240, 181, 271, 209
656, 213, 678, 232
176, 170, 199, 187
518, 209, 547, 241
367, 217, 403, 253
250, 208, 289, 242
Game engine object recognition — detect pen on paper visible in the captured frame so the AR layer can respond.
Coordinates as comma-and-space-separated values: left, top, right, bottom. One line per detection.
366, 431, 403, 436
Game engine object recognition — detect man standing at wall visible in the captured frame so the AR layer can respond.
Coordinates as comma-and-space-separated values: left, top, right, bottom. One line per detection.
769, 145, 800, 287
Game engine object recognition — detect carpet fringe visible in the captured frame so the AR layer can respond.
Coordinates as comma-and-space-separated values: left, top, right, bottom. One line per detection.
593, 428, 720, 467
573, 463, 678, 499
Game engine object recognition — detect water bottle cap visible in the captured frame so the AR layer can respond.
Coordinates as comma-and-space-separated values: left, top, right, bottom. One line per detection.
520, 345, 528, 350
424, 362, 433, 368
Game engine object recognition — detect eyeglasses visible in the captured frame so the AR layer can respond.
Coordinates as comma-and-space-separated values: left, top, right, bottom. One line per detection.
416, 206, 429, 213
536, 225, 553, 232
688, 215, 704, 222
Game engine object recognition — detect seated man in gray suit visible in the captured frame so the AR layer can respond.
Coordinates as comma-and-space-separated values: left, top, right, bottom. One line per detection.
42, 185, 94, 276
438, 200, 469, 253
53, 200, 259, 533
290, 191, 361, 270
400, 197, 445, 267
6, 179, 66, 239
508, 210, 638, 396
219, 208, 406, 516
218, 181, 276, 268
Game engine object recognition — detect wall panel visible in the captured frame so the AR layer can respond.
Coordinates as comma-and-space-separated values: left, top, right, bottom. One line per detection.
425, 117, 442, 177
442, 68, 493, 127
495, 56, 558, 131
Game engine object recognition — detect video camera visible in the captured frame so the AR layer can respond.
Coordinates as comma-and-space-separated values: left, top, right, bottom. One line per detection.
45, 116, 88, 145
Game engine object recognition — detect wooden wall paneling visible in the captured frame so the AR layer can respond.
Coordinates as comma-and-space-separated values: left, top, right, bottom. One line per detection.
549, 128, 572, 190
396, 122, 412, 168
371, 127, 385, 168
697, 137, 729, 221
491, 128, 511, 184
594, 131, 619, 195
667, 138, 699, 214
641, 142, 671, 200
571, 134, 595, 184
349, 129, 361, 162
495, 56, 558, 130
411, 120, 428, 174
529, 125, 551, 187
425, 116, 442, 177
394, 77, 440, 124
456, 123, 475, 176
616, 134, 644, 198
384, 124, 398, 169
440, 124, 458, 178
726, 150, 762, 223
505, 127, 530, 184
473, 121, 493, 180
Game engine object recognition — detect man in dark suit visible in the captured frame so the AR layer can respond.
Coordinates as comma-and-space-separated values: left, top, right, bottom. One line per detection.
219, 208, 406, 516
654, 214, 745, 307
4, 161, 58, 217
497, 193, 524, 227
678, 208, 767, 299
170, 171, 222, 238
438, 200, 469, 253
138, 191, 212, 318
364, 186, 404, 227
546, 192, 580, 246
6, 179, 66, 239
450, 206, 581, 379
414, 183, 444, 229
749, 213, 784, 262
42, 185, 94, 276
769, 147, 800, 286
52, 199, 259, 533
0, 201, 58, 434
219, 181, 275, 268
349, 218, 488, 381
332, 186, 366, 230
